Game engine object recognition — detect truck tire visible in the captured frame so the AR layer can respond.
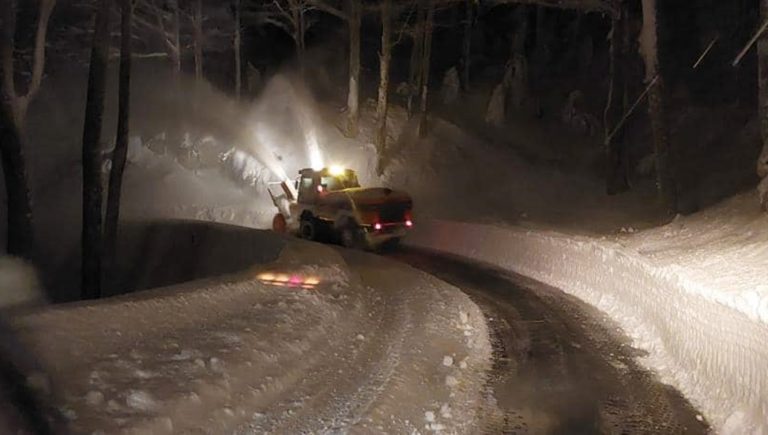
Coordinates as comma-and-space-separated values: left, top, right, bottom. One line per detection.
300, 218, 318, 241
341, 224, 367, 250
272, 213, 287, 234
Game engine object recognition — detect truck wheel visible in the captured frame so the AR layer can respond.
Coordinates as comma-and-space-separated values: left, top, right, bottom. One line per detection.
341, 225, 367, 250
300, 218, 318, 241
272, 213, 287, 234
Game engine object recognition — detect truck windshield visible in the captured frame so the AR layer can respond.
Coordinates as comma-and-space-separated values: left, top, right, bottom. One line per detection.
321, 175, 360, 191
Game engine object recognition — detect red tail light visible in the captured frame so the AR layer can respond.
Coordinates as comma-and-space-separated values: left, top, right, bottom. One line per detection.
405, 219, 413, 228
374, 222, 382, 231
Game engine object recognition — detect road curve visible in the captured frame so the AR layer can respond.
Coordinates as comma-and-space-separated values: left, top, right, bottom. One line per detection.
389, 248, 710, 435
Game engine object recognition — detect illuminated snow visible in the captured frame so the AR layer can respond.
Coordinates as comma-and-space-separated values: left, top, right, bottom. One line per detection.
409, 193, 768, 434
12, 236, 491, 434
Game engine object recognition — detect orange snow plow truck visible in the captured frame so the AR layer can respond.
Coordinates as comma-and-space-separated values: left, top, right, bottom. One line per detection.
269, 167, 413, 250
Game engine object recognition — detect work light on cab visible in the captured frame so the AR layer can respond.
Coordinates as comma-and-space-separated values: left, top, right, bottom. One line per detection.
329, 165, 346, 176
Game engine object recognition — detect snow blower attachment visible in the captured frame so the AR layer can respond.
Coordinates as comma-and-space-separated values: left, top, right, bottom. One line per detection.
269, 167, 413, 249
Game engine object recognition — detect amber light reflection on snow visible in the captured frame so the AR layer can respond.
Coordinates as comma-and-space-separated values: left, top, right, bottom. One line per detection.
257, 272, 321, 289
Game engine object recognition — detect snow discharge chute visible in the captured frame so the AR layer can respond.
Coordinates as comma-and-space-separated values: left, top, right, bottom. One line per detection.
305, 128, 324, 171
244, 75, 328, 182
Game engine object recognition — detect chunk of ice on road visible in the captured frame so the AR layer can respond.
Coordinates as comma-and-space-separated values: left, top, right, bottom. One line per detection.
440, 404, 452, 419
445, 375, 458, 387
442, 356, 453, 367
135, 369, 154, 379
424, 411, 435, 422
427, 422, 446, 431
170, 349, 196, 361
209, 357, 225, 373
126, 390, 157, 411
459, 311, 469, 325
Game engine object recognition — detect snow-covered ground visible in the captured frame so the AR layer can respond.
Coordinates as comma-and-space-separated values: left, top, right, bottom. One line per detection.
11, 231, 491, 433
407, 192, 768, 434
3, 70, 766, 433
326, 93, 767, 434
101, 77, 766, 433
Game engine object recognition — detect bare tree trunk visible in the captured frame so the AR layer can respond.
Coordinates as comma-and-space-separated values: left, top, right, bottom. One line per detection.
407, 6, 426, 119
461, 0, 473, 91
192, 0, 203, 84
81, 0, 111, 299
344, 0, 361, 137
294, 6, 306, 75
1, 0, 56, 260
104, 0, 133, 290
234, 0, 242, 100
512, 6, 529, 56
171, 0, 182, 78
533, 6, 548, 67
758, 0, 768, 183
0, 1, 32, 260
604, 5, 629, 195
639, 0, 677, 213
758, 1, 768, 210
417, 0, 435, 137
0, 106, 34, 260
376, 0, 392, 174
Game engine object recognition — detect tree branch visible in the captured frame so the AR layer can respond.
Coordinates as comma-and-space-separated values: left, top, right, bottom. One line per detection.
394, 2, 418, 46
306, 0, 348, 21
134, 0, 178, 53
733, 17, 768, 67
260, 15, 294, 37
26, 0, 57, 102
272, 0, 296, 25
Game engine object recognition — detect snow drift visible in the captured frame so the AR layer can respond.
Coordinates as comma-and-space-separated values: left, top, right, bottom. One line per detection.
408, 192, 768, 434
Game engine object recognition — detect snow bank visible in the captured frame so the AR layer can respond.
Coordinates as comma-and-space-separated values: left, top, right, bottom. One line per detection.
408, 195, 768, 434
121, 144, 274, 229
11, 231, 491, 433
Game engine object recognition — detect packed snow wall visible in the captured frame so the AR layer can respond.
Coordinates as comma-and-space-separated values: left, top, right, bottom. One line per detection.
408, 221, 768, 434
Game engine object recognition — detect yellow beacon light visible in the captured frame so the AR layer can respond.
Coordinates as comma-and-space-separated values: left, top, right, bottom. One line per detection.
329, 165, 345, 176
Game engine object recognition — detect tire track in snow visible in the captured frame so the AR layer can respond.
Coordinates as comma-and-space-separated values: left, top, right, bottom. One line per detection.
247, 253, 419, 434
391, 248, 709, 434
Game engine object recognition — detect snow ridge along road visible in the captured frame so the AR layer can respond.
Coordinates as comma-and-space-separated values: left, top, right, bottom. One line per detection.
11, 223, 491, 434
408, 218, 768, 434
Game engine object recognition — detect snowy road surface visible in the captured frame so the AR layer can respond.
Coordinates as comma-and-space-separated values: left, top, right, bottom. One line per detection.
10, 223, 491, 434
407, 216, 768, 433
390, 248, 709, 434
